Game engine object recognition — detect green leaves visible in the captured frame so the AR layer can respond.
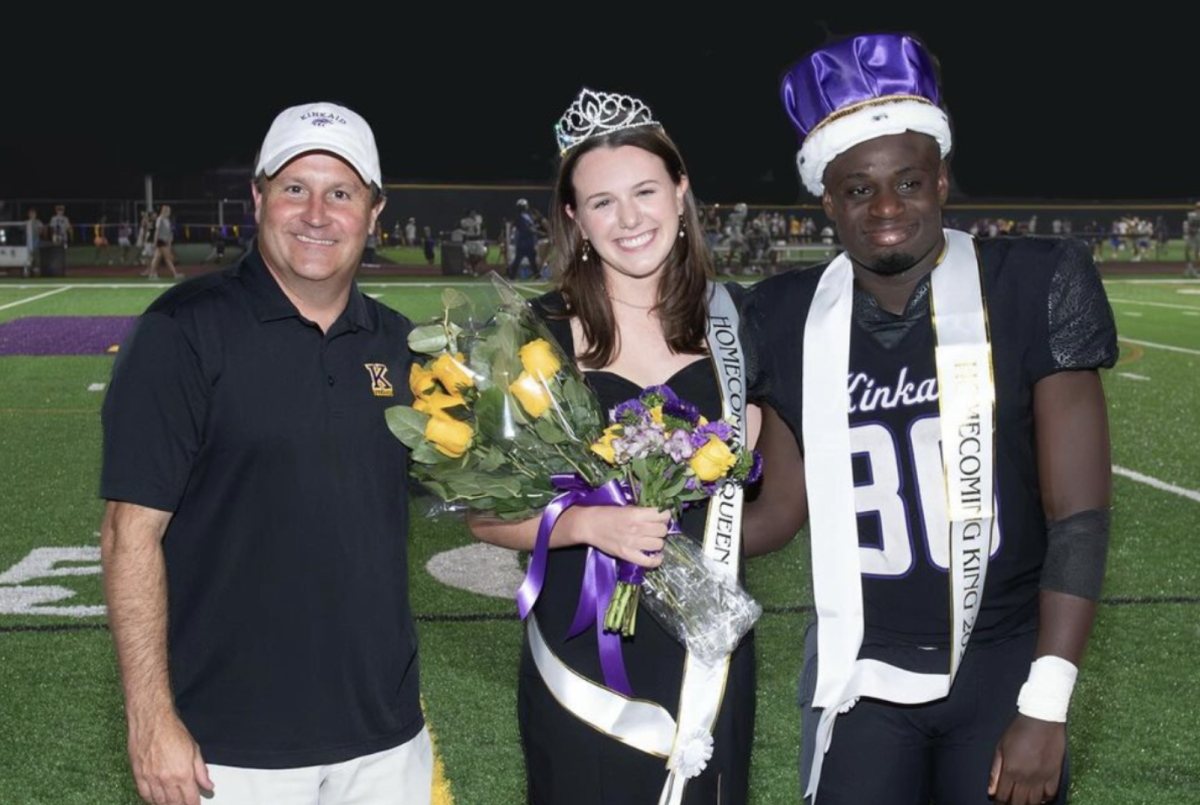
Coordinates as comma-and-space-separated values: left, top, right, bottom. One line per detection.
411, 442, 445, 465
409, 324, 449, 354
473, 387, 513, 443
557, 375, 604, 439
660, 474, 690, 501
533, 417, 570, 445
386, 405, 429, 450
412, 461, 525, 504
474, 446, 507, 473
441, 287, 470, 310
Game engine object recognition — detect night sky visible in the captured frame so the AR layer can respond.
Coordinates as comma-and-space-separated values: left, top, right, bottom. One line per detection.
3, 12, 1193, 205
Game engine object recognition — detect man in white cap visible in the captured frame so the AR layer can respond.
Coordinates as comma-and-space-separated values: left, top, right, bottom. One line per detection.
100, 102, 432, 805
746, 34, 1117, 805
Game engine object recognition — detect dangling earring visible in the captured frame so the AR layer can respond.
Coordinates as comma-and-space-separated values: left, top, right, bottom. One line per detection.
581, 238, 590, 262
678, 214, 686, 240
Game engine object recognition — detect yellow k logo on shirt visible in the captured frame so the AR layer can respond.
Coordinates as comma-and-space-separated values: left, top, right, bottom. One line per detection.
364, 364, 394, 397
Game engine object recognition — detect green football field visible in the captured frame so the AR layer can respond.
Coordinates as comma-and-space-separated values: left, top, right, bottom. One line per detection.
0, 274, 1197, 804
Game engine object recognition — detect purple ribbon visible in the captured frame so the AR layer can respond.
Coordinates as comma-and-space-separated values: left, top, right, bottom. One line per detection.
515, 473, 639, 696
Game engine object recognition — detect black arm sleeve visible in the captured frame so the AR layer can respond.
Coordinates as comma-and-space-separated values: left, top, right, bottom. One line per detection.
1031, 239, 1119, 381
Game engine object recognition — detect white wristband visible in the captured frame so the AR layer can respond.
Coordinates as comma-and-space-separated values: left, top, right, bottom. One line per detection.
1016, 655, 1078, 722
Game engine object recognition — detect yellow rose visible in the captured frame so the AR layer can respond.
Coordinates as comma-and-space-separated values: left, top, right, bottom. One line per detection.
509, 371, 552, 419
649, 406, 664, 425
413, 390, 467, 421
518, 338, 562, 379
425, 416, 473, 458
590, 425, 622, 465
432, 352, 474, 392
689, 436, 737, 482
409, 363, 438, 399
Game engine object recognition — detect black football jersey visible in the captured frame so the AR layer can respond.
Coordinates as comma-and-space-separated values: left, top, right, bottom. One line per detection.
747, 236, 1117, 647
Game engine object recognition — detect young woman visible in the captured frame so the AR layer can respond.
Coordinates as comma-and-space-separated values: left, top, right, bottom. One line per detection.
469, 90, 798, 805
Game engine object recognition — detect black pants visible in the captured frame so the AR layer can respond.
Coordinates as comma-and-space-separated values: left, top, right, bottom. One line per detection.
800, 626, 1069, 804
508, 243, 539, 279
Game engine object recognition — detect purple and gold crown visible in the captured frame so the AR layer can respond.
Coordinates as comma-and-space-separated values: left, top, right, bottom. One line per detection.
780, 34, 952, 196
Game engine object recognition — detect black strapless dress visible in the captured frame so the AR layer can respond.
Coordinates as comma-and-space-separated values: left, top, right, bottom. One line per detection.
517, 292, 756, 805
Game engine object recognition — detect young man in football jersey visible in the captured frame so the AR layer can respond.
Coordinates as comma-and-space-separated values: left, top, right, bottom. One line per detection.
745, 33, 1116, 805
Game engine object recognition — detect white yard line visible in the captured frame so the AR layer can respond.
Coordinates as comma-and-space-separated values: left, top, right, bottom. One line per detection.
3, 283, 170, 290
1117, 372, 1151, 381
1119, 338, 1200, 357
1123, 311, 1144, 317
1113, 465, 1200, 504
1104, 279, 1200, 285
1108, 298, 1200, 312
0, 286, 71, 312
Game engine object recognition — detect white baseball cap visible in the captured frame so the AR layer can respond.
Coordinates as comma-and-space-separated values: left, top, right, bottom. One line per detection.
255, 102, 381, 188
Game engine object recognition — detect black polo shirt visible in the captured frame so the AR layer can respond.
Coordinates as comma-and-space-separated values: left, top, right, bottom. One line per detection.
101, 247, 422, 768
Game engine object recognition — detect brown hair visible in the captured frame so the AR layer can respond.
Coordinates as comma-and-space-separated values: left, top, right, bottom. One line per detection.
549, 125, 713, 369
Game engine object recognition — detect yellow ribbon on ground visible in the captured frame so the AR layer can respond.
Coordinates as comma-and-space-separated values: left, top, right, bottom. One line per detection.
422, 697, 456, 805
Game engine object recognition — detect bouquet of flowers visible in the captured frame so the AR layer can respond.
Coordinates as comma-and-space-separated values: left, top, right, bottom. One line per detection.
592, 385, 764, 662
386, 275, 762, 683
385, 280, 609, 519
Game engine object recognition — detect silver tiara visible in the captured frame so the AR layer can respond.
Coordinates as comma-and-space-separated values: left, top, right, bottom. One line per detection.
554, 88, 661, 154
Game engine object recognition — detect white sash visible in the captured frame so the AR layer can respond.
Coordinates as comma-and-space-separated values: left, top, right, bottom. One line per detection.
658, 283, 747, 805
528, 614, 676, 756
526, 283, 748, 804
801, 230, 996, 800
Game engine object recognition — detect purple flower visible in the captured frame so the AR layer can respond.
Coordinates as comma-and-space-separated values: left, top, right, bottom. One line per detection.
640, 385, 679, 408
684, 476, 720, 497
662, 399, 701, 426
611, 399, 649, 426
746, 450, 764, 484
613, 433, 644, 463
702, 420, 734, 442
645, 423, 666, 448
689, 420, 734, 449
613, 423, 665, 463
665, 429, 696, 462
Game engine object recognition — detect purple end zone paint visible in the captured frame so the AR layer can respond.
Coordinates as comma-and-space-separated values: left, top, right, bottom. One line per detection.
0, 316, 136, 356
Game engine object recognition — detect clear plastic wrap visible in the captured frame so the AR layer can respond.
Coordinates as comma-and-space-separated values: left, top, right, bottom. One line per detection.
639, 535, 762, 663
